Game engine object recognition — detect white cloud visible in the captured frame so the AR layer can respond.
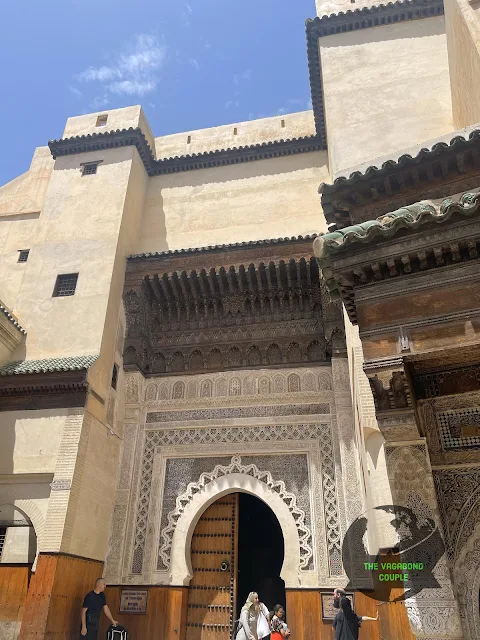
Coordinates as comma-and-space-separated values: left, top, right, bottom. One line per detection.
233, 68, 252, 85
225, 100, 234, 109
188, 58, 200, 71
185, 3, 192, 13
69, 86, 83, 99
75, 34, 166, 98
90, 94, 110, 110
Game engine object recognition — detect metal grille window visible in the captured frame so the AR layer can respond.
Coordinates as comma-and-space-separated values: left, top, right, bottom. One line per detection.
18, 249, 30, 263
111, 363, 118, 390
0, 528, 6, 558
83, 163, 98, 176
53, 273, 78, 297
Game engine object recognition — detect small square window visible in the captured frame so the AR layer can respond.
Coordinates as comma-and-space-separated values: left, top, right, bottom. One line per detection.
83, 163, 98, 176
0, 528, 6, 559
53, 273, 78, 297
111, 363, 118, 390
96, 114, 108, 127
18, 250, 29, 263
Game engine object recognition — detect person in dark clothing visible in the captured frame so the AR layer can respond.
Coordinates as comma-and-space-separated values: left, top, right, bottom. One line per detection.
81, 578, 117, 638
332, 596, 378, 640
332, 588, 346, 610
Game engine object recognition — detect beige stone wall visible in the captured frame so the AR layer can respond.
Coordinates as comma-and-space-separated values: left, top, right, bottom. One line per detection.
316, 0, 384, 18
0, 146, 53, 218
0, 410, 67, 474
62, 105, 156, 155
155, 111, 315, 159
320, 17, 454, 175
64, 411, 122, 560
8, 145, 136, 366
1, 526, 36, 563
445, 0, 480, 128
138, 151, 328, 253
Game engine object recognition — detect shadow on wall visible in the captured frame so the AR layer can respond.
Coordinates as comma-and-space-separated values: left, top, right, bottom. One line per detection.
319, 14, 447, 50
365, 431, 385, 471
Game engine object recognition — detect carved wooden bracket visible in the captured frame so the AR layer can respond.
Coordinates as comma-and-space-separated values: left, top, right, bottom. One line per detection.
364, 358, 412, 412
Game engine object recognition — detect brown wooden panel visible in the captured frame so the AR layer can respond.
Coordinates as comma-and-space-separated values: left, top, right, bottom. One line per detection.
98, 585, 188, 640
286, 589, 414, 640
19, 552, 103, 639
0, 564, 30, 639
186, 494, 237, 640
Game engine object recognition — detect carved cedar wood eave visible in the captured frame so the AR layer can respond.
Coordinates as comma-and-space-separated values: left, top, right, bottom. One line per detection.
0, 369, 88, 411
319, 215, 480, 326
319, 130, 480, 228
122, 241, 346, 376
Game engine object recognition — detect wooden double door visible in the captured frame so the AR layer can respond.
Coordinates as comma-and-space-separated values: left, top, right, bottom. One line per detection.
186, 493, 238, 640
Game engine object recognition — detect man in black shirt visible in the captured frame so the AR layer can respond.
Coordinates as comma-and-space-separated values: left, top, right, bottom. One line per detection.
81, 578, 117, 638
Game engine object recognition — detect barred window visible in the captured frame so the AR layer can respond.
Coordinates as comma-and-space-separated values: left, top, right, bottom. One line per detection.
18, 249, 29, 263
111, 363, 118, 390
0, 528, 6, 559
96, 114, 108, 127
82, 163, 99, 176
53, 273, 78, 297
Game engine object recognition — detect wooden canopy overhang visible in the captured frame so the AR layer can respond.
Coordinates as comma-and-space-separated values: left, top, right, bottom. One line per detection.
123, 236, 345, 376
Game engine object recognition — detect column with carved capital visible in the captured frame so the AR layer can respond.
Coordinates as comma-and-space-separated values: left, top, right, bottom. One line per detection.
365, 358, 463, 640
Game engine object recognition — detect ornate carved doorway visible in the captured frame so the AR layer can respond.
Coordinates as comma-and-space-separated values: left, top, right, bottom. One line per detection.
186, 494, 238, 640
185, 492, 286, 640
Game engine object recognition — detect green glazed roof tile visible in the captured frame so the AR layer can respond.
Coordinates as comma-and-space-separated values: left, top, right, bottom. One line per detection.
0, 304, 26, 335
314, 191, 480, 260
0, 354, 98, 376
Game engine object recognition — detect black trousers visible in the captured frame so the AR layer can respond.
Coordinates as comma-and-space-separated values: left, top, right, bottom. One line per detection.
80, 617, 100, 640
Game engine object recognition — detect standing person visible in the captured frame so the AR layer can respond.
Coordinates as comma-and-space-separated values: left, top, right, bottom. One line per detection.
270, 604, 290, 639
332, 588, 346, 610
332, 596, 378, 640
235, 592, 270, 640
80, 578, 118, 638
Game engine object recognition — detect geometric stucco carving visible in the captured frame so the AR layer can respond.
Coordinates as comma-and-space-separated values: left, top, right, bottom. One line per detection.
159, 455, 311, 571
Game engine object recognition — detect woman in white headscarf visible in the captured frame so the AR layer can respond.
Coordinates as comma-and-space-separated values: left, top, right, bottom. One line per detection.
235, 592, 270, 640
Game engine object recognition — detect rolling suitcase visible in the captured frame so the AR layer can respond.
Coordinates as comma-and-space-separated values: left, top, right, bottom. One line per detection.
106, 624, 128, 640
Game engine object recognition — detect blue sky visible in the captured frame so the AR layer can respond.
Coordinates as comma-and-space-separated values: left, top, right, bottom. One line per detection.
1, 0, 316, 186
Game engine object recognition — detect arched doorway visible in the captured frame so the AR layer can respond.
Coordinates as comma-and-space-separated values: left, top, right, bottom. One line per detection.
237, 493, 285, 620
185, 492, 286, 640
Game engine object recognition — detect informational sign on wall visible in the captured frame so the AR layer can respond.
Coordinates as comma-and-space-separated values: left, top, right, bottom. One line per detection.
321, 592, 355, 620
119, 589, 148, 614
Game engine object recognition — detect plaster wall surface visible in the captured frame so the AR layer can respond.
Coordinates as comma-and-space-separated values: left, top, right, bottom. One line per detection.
66, 412, 122, 561
0, 147, 53, 217
1, 526, 36, 563
154, 110, 316, 159
320, 17, 454, 174
9, 145, 137, 363
0, 410, 67, 474
86, 147, 148, 408
445, 0, 480, 128
137, 151, 329, 253
62, 105, 156, 155
316, 0, 388, 18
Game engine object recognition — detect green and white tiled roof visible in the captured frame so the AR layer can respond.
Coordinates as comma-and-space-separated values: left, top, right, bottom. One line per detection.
0, 304, 26, 335
314, 191, 480, 260
0, 354, 98, 376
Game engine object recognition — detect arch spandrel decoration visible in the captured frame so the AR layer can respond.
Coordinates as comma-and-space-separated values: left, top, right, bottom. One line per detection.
161, 455, 309, 586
